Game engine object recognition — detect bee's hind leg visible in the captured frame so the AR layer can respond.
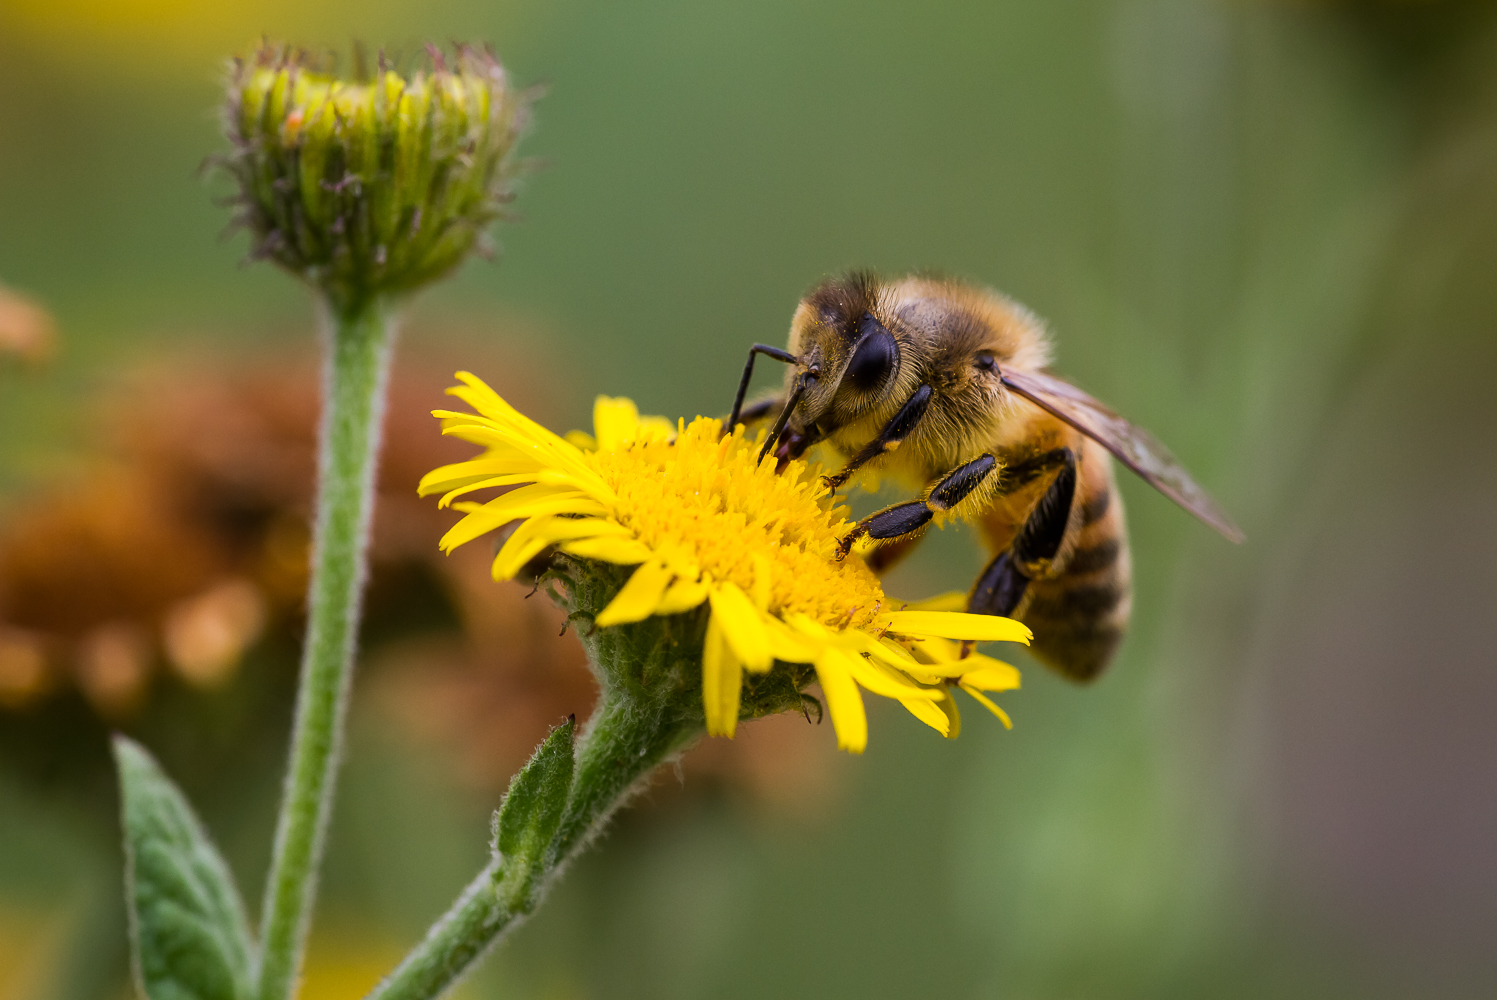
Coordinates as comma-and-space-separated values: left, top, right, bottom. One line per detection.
836, 454, 998, 559
967, 449, 1077, 621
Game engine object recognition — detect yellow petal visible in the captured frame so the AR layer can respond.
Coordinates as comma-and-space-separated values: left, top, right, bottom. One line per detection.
595, 560, 673, 627
901, 669, 946, 687
815, 649, 868, 753
593, 396, 642, 451
491, 517, 627, 579
565, 430, 597, 450
763, 617, 821, 664
886, 649, 1009, 680
418, 458, 530, 496
653, 578, 712, 616
441, 381, 616, 501
936, 688, 962, 739
560, 537, 655, 564
959, 682, 1013, 729
437, 469, 581, 508
783, 613, 863, 651
846, 655, 942, 701
877, 637, 919, 663
449, 371, 518, 418
512, 515, 629, 546
898, 695, 951, 737
439, 495, 606, 552
459, 481, 581, 518
908, 634, 962, 664
877, 610, 1032, 644
702, 613, 742, 738
438, 422, 542, 454
959, 662, 1022, 693
751, 553, 772, 611
635, 415, 676, 443
860, 634, 921, 671
898, 591, 968, 613
489, 538, 549, 581
708, 583, 772, 672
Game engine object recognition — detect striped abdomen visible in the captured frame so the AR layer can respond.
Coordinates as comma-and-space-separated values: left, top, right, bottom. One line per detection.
973, 432, 1132, 682
1018, 437, 1132, 680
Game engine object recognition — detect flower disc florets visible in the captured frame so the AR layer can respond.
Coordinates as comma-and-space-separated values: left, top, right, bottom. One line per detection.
421, 374, 1032, 753
223, 42, 531, 303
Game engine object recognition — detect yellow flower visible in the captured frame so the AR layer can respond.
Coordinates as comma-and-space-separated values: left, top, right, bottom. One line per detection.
419, 373, 1030, 753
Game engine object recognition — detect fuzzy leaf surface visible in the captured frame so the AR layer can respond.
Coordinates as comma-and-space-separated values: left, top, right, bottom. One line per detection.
114, 736, 256, 1000
494, 716, 576, 900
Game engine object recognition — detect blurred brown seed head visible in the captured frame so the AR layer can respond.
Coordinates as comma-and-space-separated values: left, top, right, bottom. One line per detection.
162, 579, 266, 688
0, 285, 57, 363
0, 629, 49, 709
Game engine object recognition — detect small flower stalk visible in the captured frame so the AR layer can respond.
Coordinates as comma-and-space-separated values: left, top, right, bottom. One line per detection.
194, 40, 530, 1000
224, 42, 532, 306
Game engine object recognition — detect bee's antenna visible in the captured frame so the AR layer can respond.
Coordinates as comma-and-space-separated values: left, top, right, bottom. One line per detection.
758, 371, 816, 464
729, 344, 801, 430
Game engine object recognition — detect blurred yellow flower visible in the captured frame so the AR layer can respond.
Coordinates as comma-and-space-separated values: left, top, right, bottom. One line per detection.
420, 374, 1028, 753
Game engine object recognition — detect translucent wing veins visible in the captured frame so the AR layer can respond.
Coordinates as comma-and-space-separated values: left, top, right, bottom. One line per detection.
1000, 368, 1245, 544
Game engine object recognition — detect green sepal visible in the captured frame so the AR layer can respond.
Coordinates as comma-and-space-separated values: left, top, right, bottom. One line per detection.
113, 736, 256, 1000
492, 716, 575, 911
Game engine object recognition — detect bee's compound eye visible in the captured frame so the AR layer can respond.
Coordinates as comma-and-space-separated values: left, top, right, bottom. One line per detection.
975, 351, 997, 372
846, 314, 898, 391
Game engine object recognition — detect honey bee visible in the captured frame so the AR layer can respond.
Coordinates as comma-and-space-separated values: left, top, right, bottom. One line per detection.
730, 272, 1242, 681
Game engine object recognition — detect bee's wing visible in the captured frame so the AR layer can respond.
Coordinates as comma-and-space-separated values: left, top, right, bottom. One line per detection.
1000, 368, 1244, 543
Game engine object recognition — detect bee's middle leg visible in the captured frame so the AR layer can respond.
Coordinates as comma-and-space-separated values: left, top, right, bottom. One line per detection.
836, 454, 998, 559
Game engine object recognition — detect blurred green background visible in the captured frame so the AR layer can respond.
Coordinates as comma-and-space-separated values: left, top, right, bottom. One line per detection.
3, 0, 1496, 998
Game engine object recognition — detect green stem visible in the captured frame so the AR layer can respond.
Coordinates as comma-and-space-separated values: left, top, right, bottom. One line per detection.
365, 695, 698, 1000
258, 295, 397, 1000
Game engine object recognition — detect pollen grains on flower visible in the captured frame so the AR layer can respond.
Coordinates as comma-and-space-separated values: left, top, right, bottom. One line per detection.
419, 373, 1032, 753
585, 413, 888, 634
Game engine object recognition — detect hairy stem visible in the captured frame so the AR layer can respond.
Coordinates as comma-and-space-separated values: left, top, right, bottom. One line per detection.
258, 296, 396, 1000
365, 694, 698, 1000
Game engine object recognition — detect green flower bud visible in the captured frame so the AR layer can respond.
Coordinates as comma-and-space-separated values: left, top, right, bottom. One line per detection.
222, 43, 533, 303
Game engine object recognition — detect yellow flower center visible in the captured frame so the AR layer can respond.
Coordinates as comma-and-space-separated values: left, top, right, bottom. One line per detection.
586, 417, 887, 632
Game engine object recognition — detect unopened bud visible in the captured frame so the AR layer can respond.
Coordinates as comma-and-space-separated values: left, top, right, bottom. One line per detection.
222, 42, 533, 302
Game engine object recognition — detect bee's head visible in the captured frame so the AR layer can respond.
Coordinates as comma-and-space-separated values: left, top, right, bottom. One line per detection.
784, 272, 904, 434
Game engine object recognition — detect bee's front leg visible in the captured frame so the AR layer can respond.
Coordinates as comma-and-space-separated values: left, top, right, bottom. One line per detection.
823, 384, 935, 490
836, 454, 998, 559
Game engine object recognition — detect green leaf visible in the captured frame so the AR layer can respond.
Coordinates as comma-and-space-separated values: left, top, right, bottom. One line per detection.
113, 736, 256, 1000
493, 716, 575, 910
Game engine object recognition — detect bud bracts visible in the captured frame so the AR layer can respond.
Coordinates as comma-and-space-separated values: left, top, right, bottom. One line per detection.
224, 43, 531, 301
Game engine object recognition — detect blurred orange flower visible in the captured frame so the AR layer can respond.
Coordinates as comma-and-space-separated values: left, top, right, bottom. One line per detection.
0, 329, 837, 810
0, 284, 56, 363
